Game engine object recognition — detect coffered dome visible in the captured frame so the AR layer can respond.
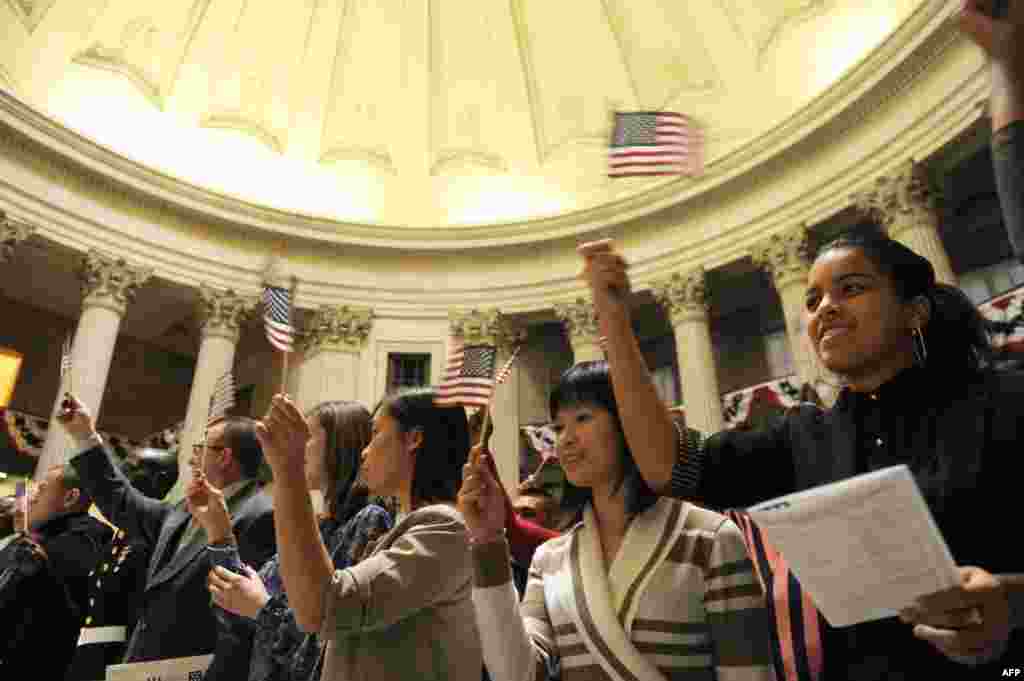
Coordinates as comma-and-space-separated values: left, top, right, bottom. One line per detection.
1, 0, 930, 246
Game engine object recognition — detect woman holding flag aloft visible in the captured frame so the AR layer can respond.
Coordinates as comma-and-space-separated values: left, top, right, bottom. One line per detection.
255, 385, 481, 681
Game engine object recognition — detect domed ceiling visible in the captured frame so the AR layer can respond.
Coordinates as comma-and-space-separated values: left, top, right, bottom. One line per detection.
1, 0, 922, 235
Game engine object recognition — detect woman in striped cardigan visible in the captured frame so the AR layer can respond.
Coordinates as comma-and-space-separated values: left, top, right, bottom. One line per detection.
460, 361, 775, 681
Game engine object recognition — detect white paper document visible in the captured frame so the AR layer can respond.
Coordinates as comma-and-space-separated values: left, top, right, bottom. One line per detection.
106, 654, 213, 681
747, 465, 960, 627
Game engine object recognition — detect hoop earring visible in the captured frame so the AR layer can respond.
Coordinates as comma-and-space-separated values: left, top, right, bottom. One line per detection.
912, 326, 928, 367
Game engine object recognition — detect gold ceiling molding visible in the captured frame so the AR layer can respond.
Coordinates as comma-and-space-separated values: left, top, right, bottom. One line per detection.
73, 3, 212, 112
5, 0, 56, 33
716, 0, 836, 67
200, 113, 284, 155
318, 147, 397, 176
430, 149, 509, 176
0, 1, 972, 254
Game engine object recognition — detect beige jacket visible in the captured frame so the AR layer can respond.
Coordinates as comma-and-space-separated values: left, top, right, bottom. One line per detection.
320, 503, 481, 681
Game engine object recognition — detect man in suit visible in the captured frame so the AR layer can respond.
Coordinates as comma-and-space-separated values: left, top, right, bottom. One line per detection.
57, 394, 275, 676
0, 463, 112, 677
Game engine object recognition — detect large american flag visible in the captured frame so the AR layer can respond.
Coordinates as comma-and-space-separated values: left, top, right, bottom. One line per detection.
608, 111, 702, 177
262, 284, 294, 352
207, 370, 236, 426
435, 339, 498, 408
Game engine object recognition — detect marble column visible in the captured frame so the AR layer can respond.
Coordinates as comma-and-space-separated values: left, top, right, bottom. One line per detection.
553, 297, 603, 363
294, 304, 374, 411
852, 159, 957, 285
37, 251, 152, 477
491, 325, 527, 498
171, 286, 257, 498
653, 267, 725, 434
448, 308, 520, 494
752, 224, 836, 405
0, 213, 35, 263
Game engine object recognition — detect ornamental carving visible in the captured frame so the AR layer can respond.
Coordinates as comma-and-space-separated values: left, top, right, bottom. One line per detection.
553, 297, 600, 345
304, 305, 374, 353
652, 267, 710, 324
851, 160, 940, 238
197, 286, 256, 340
79, 250, 153, 314
448, 308, 503, 347
0, 214, 35, 263
751, 223, 813, 291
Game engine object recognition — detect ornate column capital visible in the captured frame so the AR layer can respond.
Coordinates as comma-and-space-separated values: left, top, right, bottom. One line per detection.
653, 267, 710, 325
304, 304, 374, 353
0, 213, 35, 263
851, 160, 940, 238
448, 308, 503, 346
198, 286, 257, 341
79, 250, 153, 315
553, 297, 600, 343
751, 223, 813, 291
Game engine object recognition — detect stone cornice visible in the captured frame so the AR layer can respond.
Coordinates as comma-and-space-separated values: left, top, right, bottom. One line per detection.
0, 1, 966, 250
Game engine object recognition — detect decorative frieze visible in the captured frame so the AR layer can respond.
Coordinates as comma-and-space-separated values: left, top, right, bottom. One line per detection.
751, 223, 813, 291
553, 297, 600, 345
79, 250, 152, 315
851, 160, 940, 239
198, 286, 257, 341
448, 308, 503, 346
304, 304, 374, 353
0, 213, 35, 263
652, 267, 710, 324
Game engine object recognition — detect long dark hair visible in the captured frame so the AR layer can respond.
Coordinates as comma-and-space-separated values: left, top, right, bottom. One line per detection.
549, 361, 658, 518
818, 231, 994, 375
308, 401, 372, 524
374, 387, 470, 508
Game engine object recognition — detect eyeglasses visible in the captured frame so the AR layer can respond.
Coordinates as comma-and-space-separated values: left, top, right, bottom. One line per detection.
191, 444, 226, 453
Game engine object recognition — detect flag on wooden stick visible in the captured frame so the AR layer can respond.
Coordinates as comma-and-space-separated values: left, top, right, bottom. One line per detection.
14, 479, 28, 533
608, 111, 703, 177
207, 371, 236, 426
60, 334, 73, 379
435, 338, 498, 408
494, 345, 522, 386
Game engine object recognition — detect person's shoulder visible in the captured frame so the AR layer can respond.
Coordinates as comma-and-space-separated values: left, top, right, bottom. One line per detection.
405, 503, 463, 528
345, 504, 393, 532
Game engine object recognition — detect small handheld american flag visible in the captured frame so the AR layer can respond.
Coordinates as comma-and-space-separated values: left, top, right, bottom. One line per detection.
60, 334, 73, 379
262, 284, 295, 353
207, 371, 236, 426
435, 338, 498, 409
494, 345, 522, 386
608, 111, 703, 177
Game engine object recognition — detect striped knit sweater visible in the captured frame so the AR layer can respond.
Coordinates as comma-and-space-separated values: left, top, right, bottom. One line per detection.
473, 498, 775, 681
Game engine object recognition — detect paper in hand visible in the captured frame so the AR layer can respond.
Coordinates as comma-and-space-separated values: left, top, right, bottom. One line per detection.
747, 465, 959, 627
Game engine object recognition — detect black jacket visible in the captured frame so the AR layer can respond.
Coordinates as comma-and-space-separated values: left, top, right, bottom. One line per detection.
685, 367, 1023, 679
0, 511, 111, 677
70, 444, 276, 675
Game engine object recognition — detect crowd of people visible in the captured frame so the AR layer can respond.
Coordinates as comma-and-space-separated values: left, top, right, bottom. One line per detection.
1, 4, 1022, 679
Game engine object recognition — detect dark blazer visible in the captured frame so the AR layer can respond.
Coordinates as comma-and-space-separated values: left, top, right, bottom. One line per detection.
70, 444, 275, 674
0, 511, 111, 678
686, 367, 1024, 679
